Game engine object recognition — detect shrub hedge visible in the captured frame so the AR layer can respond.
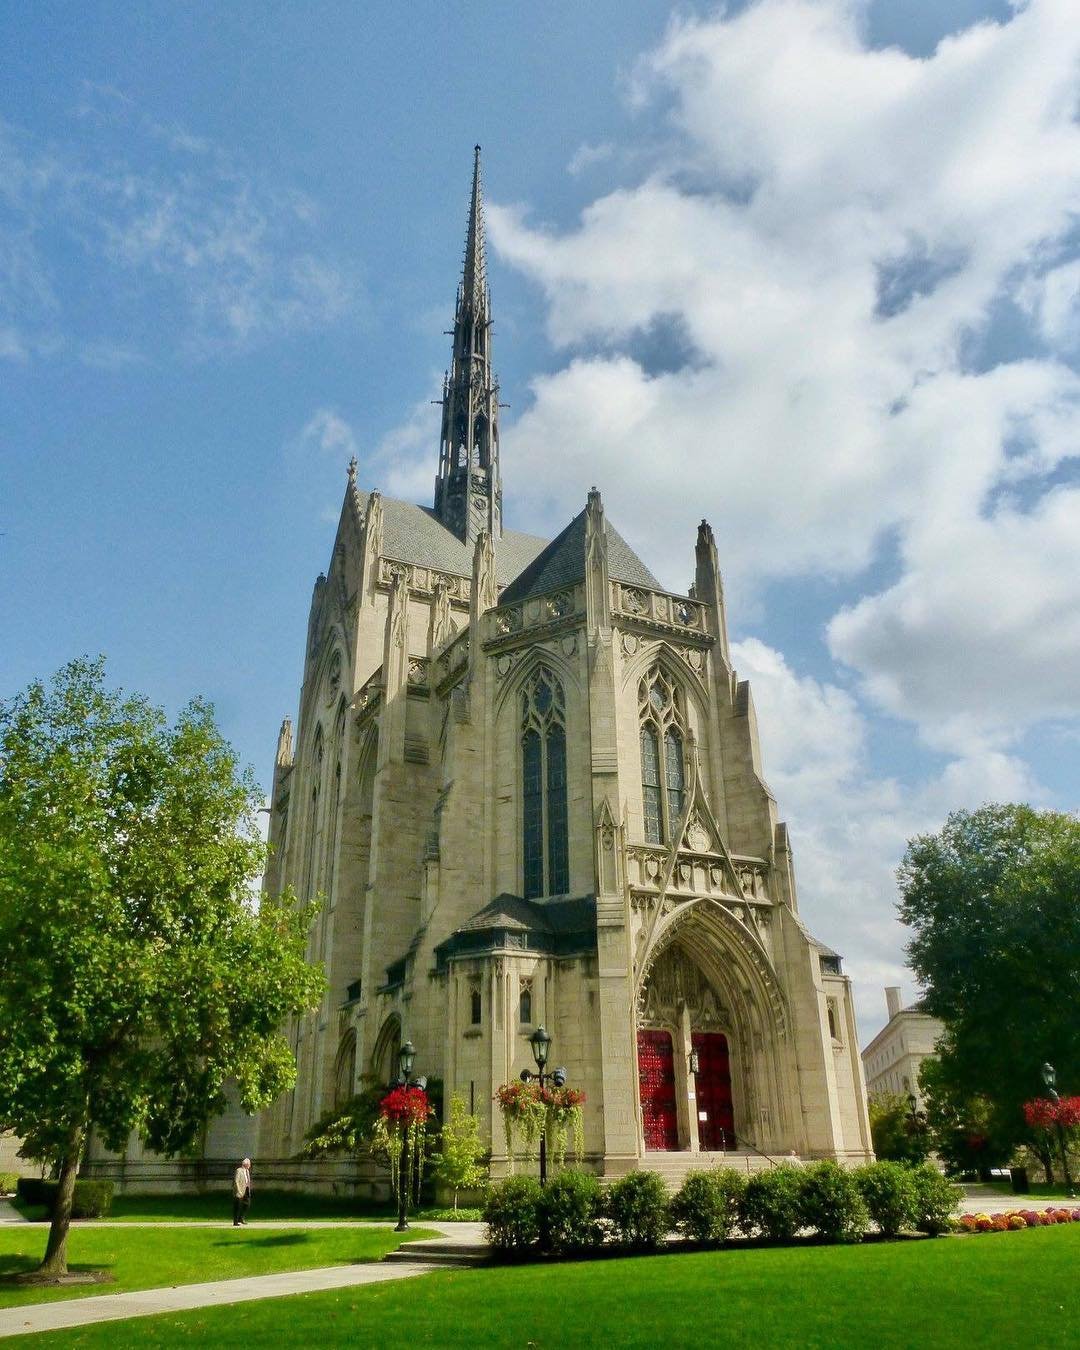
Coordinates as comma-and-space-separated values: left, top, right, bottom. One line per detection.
854, 1160, 918, 1237
0, 1172, 19, 1195
740, 1164, 804, 1242
16, 1177, 115, 1218
537, 1169, 604, 1253
799, 1161, 868, 1244
483, 1160, 959, 1258
910, 1163, 962, 1236
604, 1171, 670, 1250
670, 1167, 745, 1244
483, 1175, 542, 1252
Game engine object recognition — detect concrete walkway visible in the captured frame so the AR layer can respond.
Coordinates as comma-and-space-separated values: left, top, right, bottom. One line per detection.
958, 1184, 1078, 1214
0, 1259, 440, 1338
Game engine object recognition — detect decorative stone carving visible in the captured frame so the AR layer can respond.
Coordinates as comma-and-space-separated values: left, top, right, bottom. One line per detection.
326, 649, 343, 704
638, 944, 729, 1031
684, 811, 712, 853
408, 657, 429, 686
496, 606, 523, 635
621, 633, 639, 656
622, 587, 648, 615
547, 591, 574, 619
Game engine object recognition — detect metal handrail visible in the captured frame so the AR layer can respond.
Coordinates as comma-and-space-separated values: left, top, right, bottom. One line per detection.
724, 1130, 782, 1169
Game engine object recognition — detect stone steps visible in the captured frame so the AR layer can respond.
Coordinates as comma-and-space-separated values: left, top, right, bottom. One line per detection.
637, 1151, 796, 1189
385, 1240, 489, 1267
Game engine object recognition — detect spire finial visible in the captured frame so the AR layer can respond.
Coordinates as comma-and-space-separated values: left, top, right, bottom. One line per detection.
462, 144, 487, 312
433, 146, 502, 544
347, 455, 357, 485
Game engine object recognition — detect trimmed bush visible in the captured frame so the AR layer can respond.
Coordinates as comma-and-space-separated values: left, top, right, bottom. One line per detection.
670, 1167, 745, 1244
800, 1161, 867, 1243
605, 1170, 670, 1250
483, 1175, 542, 1253
16, 1177, 49, 1207
0, 1172, 19, 1195
910, 1163, 962, 1236
854, 1161, 917, 1238
537, 1169, 603, 1253
670, 1170, 726, 1244
740, 1164, 804, 1243
15, 1177, 114, 1217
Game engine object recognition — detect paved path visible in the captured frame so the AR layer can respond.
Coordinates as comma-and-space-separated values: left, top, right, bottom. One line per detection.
0, 1260, 440, 1338
958, 1184, 1078, 1214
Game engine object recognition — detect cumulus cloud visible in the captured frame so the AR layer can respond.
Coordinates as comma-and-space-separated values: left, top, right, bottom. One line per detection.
487, 0, 1080, 751
732, 637, 1047, 1033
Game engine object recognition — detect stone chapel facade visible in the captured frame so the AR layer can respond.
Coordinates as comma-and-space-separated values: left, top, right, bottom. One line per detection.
257, 149, 872, 1177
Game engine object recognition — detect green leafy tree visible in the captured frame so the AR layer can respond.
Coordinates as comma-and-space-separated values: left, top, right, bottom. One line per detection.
898, 804, 1080, 1165
431, 1093, 488, 1210
867, 1092, 931, 1164
0, 660, 324, 1279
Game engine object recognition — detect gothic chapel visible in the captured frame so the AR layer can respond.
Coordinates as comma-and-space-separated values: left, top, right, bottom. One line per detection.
259, 149, 872, 1178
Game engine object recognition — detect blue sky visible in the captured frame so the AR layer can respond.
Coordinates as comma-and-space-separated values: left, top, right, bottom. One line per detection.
3, 1, 1078, 1037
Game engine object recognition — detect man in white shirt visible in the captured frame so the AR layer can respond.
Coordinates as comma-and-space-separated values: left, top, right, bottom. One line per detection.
232, 1157, 252, 1226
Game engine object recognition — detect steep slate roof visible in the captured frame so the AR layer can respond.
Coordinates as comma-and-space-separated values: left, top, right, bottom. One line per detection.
498, 508, 662, 605
354, 491, 548, 587
432, 893, 598, 970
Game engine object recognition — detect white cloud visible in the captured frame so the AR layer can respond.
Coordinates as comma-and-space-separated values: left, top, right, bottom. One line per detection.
0, 108, 356, 360
828, 485, 1080, 752
486, 0, 1080, 750
1019, 259, 1080, 348
731, 637, 1046, 1035
297, 408, 358, 460
568, 141, 614, 176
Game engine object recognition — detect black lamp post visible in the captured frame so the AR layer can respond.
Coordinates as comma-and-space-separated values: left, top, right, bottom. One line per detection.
1041, 1062, 1075, 1197
519, 1025, 568, 1185
393, 1041, 427, 1232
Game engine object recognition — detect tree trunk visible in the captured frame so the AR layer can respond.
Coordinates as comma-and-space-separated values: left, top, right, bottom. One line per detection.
37, 1126, 83, 1278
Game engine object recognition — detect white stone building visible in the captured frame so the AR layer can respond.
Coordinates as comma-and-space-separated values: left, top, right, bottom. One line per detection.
862, 987, 944, 1109
255, 148, 873, 1181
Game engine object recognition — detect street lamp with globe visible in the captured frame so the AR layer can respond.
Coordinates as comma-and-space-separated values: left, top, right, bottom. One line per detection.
518, 1026, 568, 1185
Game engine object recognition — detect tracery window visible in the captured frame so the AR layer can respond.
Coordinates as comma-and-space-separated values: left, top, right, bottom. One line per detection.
638, 666, 686, 845
519, 980, 533, 1025
521, 668, 569, 899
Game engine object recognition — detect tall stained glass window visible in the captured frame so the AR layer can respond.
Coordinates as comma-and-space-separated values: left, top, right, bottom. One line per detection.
521, 669, 569, 898
638, 666, 687, 844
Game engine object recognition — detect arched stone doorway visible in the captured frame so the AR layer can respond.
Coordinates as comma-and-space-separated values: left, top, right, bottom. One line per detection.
637, 943, 735, 1153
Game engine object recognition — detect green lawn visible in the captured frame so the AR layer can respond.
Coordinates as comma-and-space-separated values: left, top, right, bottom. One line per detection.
12, 1190, 481, 1224
0, 1225, 435, 1309
29, 1226, 1080, 1348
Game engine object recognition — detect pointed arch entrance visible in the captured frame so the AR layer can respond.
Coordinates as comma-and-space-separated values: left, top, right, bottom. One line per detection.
637, 943, 737, 1152
634, 898, 792, 1156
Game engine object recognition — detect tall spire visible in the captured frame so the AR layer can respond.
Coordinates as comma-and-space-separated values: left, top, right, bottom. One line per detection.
433, 145, 502, 543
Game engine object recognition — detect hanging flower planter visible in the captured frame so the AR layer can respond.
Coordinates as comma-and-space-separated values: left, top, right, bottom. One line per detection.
543, 1085, 586, 1169
375, 1085, 432, 1207
495, 1081, 547, 1172
496, 1080, 586, 1173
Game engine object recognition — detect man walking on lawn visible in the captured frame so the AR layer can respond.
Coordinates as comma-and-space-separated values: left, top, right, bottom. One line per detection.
233, 1157, 252, 1226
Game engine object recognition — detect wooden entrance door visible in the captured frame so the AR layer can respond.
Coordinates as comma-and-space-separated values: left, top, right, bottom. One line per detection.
692, 1031, 734, 1151
638, 1030, 679, 1151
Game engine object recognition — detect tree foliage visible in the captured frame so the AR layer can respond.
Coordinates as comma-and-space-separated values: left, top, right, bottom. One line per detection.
0, 659, 324, 1275
430, 1093, 488, 1210
898, 804, 1080, 1164
867, 1092, 931, 1164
